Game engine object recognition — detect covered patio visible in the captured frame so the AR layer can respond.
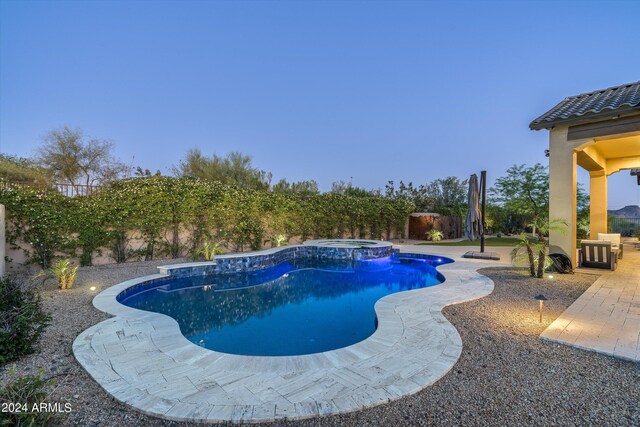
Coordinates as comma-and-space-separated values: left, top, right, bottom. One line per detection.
530, 81, 640, 266
531, 81, 640, 361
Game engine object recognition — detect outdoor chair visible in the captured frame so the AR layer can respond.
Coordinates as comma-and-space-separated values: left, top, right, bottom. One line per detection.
579, 240, 617, 271
597, 233, 623, 259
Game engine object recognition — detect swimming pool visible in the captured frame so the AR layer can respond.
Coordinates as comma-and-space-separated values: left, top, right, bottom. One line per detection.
76, 243, 496, 422
118, 254, 450, 356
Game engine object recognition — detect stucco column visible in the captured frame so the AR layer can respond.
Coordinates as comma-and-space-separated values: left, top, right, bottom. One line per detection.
548, 128, 578, 266
0, 204, 5, 277
589, 170, 608, 238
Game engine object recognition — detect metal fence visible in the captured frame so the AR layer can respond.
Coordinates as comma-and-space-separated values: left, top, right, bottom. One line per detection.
0, 181, 102, 197
609, 217, 640, 237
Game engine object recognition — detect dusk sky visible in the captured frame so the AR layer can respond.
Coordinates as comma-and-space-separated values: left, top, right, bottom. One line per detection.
1, 0, 639, 209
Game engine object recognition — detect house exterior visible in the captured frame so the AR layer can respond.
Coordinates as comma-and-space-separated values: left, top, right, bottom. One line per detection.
530, 81, 640, 266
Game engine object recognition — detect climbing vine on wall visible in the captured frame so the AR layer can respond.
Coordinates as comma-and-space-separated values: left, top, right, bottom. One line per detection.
0, 177, 414, 268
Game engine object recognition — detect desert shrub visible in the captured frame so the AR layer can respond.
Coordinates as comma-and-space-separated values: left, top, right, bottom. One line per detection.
0, 367, 64, 426
0, 276, 51, 365
427, 230, 444, 242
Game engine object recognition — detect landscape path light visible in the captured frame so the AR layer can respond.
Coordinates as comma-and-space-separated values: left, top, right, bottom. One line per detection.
534, 294, 548, 323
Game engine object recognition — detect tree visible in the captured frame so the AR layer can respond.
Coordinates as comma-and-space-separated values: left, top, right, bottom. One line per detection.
330, 180, 352, 194
489, 163, 589, 236
385, 180, 434, 212
36, 126, 127, 188
424, 176, 467, 216
174, 149, 271, 190
490, 163, 580, 278
134, 166, 161, 177
576, 184, 590, 238
490, 163, 549, 224
385, 177, 467, 214
0, 154, 51, 184
272, 179, 319, 195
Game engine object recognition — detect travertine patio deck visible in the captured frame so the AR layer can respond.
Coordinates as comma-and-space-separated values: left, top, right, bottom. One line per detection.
541, 243, 640, 362
73, 245, 508, 423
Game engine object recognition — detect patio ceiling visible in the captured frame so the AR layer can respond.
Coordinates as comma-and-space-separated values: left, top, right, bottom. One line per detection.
576, 134, 640, 174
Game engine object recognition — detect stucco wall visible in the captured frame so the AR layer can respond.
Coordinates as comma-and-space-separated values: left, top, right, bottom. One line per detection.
0, 204, 5, 276
4, 224, 406, 271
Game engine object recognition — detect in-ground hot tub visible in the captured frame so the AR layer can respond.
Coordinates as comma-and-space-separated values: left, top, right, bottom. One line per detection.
303, 239, 391, 248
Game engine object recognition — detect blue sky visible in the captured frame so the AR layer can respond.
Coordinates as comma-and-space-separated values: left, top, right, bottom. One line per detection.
1, 0, 639, 208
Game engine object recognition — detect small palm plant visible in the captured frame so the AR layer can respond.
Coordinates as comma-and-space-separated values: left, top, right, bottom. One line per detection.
198, 241, 224, 261
427, 230, 444, 242
35, 259, 79, 289
511, 218, 566, 278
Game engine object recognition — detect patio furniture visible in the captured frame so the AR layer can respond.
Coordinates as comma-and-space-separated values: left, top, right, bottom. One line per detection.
597, 233, 624, 259
579, 240, 617, 271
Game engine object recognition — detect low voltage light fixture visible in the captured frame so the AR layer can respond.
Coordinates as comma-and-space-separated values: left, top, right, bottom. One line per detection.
534, 294, 548, 323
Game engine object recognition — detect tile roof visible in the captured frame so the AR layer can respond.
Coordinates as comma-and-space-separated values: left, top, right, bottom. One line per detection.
530, 81, 640, 130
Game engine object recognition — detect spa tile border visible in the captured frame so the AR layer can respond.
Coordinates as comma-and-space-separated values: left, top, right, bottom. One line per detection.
159, 243, 394, 277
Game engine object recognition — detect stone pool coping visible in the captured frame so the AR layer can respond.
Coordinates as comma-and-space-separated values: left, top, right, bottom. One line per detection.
73, 247, 497, 423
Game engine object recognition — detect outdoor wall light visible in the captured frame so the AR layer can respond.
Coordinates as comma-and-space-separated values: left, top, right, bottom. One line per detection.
89, 286, 97, 291
534, 294, 548, 323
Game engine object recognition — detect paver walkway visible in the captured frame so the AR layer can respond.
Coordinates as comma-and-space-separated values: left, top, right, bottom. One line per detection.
541, 244, 640, 362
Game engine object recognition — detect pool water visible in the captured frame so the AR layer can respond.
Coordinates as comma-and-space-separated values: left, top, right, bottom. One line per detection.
118, 255, 449, 356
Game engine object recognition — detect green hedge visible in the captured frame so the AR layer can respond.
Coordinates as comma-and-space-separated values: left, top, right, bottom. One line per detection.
0, 177, 414, 267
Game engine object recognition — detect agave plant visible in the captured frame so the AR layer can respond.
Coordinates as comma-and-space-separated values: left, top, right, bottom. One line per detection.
198, 241, 224, 261
273, 234, 288, 247
427, 230, 444, 242
35, 259, 78, 289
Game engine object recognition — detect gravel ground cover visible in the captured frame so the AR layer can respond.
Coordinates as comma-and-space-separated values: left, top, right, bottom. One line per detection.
2, 262, 639, 426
